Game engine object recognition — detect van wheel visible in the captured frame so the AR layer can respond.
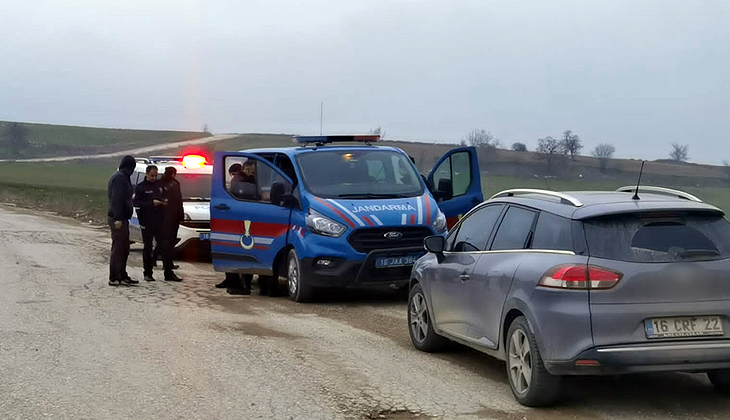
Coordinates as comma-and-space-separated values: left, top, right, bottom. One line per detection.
287, 250, 313, 302
408, 283, 447, 352
708, 370, 730, 394
506, 316, 562, 407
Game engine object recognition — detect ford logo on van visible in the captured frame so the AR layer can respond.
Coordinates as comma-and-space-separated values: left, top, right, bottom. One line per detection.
384, 231, 403, 240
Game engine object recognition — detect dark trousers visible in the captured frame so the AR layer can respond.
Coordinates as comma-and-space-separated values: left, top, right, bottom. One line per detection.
226, 273, 252, 290
108, 218, 130, 281
153, 222, 179, 260
142, 224, 173, 276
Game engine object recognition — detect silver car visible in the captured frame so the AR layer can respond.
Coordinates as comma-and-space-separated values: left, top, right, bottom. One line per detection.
408, 187, 730, 406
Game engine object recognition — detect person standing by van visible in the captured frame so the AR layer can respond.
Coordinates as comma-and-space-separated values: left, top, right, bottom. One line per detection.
153, 167, 183, 269
108, 155, 138, 286
133, 165, 182, 282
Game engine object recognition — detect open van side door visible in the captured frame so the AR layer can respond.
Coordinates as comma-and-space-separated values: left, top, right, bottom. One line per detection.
427, 147, 483, 229
210, 152, 296, 275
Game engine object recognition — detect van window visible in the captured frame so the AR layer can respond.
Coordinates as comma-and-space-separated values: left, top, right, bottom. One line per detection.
432, 151, 472, 198
225, 156, 292, 205
451, 205, 503, 251
491, 206, 538, 251
583, 213, 730, 262
532, 212, 573, 251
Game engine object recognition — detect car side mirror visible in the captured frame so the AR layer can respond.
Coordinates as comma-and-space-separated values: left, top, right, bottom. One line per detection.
424, 235, 445, 254
434, 178, 453, 202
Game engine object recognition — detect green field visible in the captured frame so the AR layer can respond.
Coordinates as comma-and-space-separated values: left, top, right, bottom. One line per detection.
0, 120, 210, 159
482, 175, 730, 214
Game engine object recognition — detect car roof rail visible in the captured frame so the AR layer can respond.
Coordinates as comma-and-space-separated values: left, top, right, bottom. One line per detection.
615, 186, 702, 203
490, 189, 584, 207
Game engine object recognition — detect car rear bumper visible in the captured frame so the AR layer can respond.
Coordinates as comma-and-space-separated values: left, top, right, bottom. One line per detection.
175, 225, 209, 249
545, 340, 730, 375
300, 246, 424, 289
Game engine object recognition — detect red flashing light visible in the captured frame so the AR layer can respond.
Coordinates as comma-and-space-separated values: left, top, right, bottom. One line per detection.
182, 154, 207, 169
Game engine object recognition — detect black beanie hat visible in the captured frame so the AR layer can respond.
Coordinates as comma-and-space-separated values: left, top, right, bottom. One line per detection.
119, 155, 136, 171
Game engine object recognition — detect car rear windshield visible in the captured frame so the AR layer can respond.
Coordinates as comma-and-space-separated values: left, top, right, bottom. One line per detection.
296, 150, 424, 199
178, 173, 212, 201
583, 213, 730, 262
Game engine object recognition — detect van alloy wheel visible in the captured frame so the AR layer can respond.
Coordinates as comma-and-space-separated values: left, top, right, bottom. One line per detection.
288, 256, 298, 296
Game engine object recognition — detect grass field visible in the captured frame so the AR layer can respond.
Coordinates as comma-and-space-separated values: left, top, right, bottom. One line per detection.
0, 120, 210, 159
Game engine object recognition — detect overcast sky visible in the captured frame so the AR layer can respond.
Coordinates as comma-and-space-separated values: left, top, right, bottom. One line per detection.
1, 0, 729, 163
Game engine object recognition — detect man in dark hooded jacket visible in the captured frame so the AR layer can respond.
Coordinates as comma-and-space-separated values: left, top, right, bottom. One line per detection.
108, 155, 138, 286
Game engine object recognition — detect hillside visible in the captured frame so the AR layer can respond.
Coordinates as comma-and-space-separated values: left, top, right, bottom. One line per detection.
0, 120, 210, 159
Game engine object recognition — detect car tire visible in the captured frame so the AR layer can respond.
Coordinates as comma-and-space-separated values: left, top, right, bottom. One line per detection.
408, 283, 448, 352
287, 249, 313, 302
708, 370, 730, 394
505, 316, 562, 407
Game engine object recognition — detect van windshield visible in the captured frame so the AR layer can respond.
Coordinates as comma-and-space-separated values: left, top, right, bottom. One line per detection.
178, 173, 212, 201
296, 150, 424, 199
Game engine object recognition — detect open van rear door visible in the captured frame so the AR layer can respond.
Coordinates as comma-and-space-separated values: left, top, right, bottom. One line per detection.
427, 147, 482, 228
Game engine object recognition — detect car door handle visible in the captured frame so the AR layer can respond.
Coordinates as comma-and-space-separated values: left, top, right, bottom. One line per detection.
460, 274, 470, 281
213, 203, 230, 211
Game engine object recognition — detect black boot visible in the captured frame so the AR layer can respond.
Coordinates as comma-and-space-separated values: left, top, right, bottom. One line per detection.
226, 286, 251, 295
242, 275, 252, 294
216, 273, 237, 289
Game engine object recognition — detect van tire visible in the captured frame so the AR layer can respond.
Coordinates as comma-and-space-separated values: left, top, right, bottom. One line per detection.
287, 249, 313, 302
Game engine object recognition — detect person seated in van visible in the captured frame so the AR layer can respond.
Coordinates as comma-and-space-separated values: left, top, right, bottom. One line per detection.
230, 160, 258, 200
226, 163, 242, 190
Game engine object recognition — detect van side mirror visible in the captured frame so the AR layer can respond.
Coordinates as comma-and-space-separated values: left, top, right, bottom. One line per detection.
433, 178, 453, 202
424, 235, 445, 254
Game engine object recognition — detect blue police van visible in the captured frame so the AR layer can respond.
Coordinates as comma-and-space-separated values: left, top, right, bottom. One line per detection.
209, 135, 482, 301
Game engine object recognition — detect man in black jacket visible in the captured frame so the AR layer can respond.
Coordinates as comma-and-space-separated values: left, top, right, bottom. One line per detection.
133, 165, 181, 282
153, 167, 184, 269
108, 155, 138, 286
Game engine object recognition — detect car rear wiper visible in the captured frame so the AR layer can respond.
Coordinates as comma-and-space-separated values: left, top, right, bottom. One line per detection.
337, 193, 408, 199
678, 249, 722, 259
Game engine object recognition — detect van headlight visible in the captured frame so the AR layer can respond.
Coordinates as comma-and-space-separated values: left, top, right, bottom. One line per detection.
432, 210, 447, 234
306, 210, 346, 237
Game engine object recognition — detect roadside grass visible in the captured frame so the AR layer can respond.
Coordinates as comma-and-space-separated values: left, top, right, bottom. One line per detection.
0, 161, 113, 190
0, 182, 108, 224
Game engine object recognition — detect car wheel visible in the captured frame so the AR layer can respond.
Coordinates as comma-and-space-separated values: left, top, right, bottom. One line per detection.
408, 283, 447, 352
506, 316, 561, 407
287, 249, 313, 302
708, 370, 730, 394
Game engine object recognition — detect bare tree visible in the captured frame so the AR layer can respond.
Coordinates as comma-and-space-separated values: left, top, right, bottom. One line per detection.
203, 123, 210, 134
1, 122, 30, 157
670, 143, 689, 162
511, 142, 527, 152
536, 136, 563, 170
369, 126, 386, 140
561, 130, 583, 160
592, 143, 616, 172
459, 139, 467, 146
464, 129, 500, 149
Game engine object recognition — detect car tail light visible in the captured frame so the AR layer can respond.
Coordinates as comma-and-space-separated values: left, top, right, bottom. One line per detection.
538, 264, 622, 290
182, 154, 207, 169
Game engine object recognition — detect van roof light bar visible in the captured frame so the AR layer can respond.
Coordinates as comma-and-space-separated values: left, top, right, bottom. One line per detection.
292, 135, 380, 146
490, 189, 584, 207
615, 186, 702, 203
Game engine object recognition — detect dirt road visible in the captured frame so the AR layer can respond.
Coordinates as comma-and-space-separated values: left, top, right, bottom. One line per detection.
0, 134, 238, 163
1, 205, 729, 420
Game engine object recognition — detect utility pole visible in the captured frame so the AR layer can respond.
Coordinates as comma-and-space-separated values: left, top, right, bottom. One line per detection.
319, 102, 323, 135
